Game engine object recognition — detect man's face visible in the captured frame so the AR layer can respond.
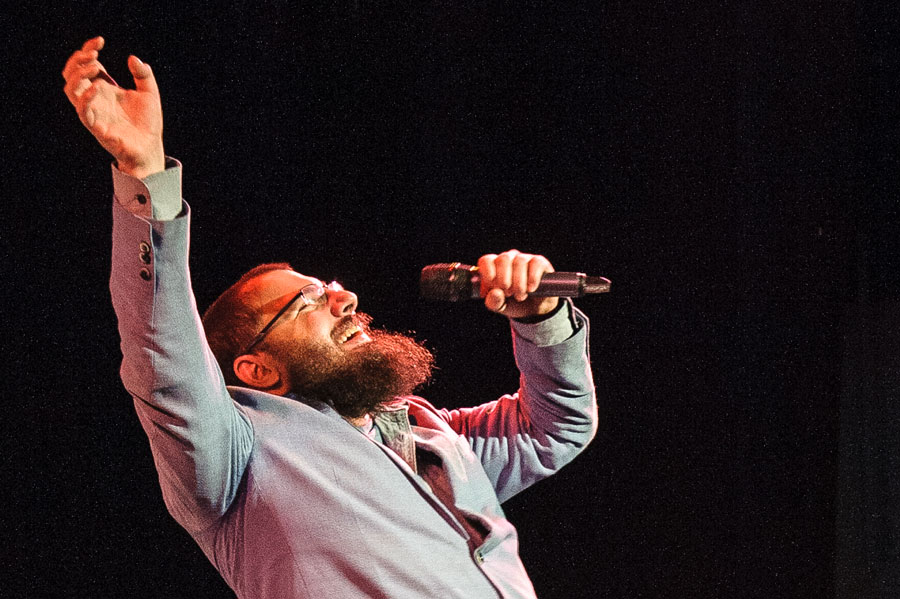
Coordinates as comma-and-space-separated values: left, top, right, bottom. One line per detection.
240, 270, 434, 418
241, 269, 372, 354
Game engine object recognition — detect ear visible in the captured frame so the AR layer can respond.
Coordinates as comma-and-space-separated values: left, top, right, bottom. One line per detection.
233, 353, 288, 394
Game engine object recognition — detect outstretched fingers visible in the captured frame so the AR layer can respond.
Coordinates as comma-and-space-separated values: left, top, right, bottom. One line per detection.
61, 36, 166, 177
127, 55, 158, 94
62, 36, 103, 80
62, 36, 118, 105
82, 36, 105, 53
63, 64, 97, 102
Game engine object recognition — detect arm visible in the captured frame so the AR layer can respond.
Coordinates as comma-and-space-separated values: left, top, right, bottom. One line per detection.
441, 251, 598, 502
64, 38, 252, 532
111, 167, 253, 533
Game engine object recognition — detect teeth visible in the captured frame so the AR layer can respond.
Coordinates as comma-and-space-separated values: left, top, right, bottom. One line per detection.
338, 325, 361, 344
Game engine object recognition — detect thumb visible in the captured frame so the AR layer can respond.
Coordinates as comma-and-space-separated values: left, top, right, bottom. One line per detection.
483, 288, 509, 314
128, 55, 158, 94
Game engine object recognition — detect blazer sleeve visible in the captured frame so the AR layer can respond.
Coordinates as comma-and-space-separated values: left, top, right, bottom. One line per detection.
440, 302, 598, 503
110, 191, 253, 533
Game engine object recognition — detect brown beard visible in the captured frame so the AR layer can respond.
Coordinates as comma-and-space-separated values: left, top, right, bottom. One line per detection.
265, 314, 435, 419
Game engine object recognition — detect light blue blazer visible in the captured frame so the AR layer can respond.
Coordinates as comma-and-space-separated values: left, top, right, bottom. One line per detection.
109, 173, 597, 599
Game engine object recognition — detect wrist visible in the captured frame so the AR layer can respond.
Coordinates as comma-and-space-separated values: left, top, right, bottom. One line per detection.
117, 145, 165, 179
513, 297, 563, 324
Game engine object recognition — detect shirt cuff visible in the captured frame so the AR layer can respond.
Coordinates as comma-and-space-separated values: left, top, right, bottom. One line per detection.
111, 157, 183, 221
510, 299, 580, 347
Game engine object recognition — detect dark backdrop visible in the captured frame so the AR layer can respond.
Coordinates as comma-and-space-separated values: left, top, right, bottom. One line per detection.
4, 2, 897, 598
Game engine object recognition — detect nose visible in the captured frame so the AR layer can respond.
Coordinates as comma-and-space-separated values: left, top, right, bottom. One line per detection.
328, 288, 358, 317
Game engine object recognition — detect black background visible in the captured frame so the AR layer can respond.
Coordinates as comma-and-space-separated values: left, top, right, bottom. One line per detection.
4, 2, 897, 598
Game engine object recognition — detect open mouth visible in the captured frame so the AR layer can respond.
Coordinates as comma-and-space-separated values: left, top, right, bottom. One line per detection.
337, 324, 363, 345
333, 313, 374, 348
334, 318, 372, 348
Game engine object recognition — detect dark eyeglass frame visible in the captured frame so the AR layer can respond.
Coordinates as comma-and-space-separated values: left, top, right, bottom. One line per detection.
240, 281, 341, 356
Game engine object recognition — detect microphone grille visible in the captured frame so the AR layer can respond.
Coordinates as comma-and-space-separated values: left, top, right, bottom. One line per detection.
420, 263, 478, 301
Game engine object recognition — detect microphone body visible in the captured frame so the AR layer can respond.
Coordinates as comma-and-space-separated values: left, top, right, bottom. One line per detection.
420, 263, 611, 302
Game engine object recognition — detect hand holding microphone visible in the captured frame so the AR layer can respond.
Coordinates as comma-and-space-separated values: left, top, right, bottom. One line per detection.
420, 250, 611, 319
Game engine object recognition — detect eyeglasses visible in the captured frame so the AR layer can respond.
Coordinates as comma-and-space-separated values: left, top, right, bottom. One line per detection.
241, 280, 343, 356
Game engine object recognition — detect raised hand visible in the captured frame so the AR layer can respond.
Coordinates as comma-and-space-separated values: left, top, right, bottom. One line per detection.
62, 36, 165, 179
477, 250, 560, 319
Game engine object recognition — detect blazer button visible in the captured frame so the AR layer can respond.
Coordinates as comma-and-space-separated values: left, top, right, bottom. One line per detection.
139, 241, 151, 253
136, 193, 147, 205
140, 268, 152, 281
140, 252, 151, 264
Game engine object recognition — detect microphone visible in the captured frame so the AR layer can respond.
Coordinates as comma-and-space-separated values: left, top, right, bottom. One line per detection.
420, 262, 611, 302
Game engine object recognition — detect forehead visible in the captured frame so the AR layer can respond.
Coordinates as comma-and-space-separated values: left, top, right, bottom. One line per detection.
240, 270, 320, 313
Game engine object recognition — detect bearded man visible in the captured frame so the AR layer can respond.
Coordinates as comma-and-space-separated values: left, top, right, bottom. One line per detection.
63, 37, 598, 599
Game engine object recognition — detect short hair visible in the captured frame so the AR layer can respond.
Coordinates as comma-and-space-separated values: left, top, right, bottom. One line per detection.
202, 262, 294, 386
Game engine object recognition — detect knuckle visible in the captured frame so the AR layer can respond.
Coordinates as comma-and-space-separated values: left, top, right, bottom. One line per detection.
478, 253, 497, 267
